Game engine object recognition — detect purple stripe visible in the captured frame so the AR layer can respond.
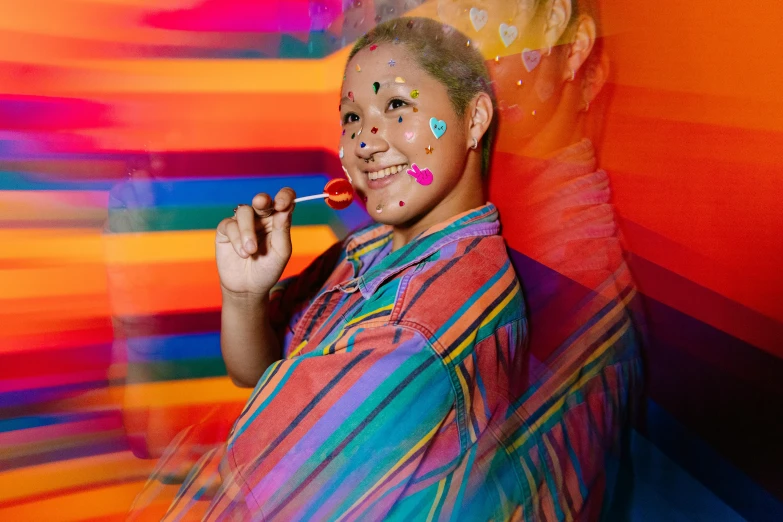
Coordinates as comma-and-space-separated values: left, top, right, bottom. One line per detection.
249, 335, 417, 505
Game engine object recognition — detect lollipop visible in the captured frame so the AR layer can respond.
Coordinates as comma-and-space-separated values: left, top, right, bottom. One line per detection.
294, 178, 354, 210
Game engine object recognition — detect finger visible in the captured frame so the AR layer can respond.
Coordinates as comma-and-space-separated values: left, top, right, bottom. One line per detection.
251, 193, 274, 217
270, 191, 294, 261
218, 218, 249, 258
216, 217, 234, 243
273, 187, 296, 213
235, 204, 259, 254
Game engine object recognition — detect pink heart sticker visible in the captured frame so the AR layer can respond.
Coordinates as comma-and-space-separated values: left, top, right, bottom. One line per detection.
404, 131, 415, 142
522, 48, 541, 72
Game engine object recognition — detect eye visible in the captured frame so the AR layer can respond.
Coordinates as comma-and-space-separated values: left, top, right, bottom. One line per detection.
388, 98, 407, 110
343, 113, 360, 124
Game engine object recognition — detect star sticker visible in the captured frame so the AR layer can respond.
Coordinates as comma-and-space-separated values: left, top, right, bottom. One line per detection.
425, 146, 434, 154
388, 59, 396, 67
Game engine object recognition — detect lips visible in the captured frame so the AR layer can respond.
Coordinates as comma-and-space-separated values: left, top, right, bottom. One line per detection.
366, 163, 409, 181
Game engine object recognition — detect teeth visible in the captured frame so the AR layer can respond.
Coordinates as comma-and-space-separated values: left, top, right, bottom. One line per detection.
368, 164, 408, 181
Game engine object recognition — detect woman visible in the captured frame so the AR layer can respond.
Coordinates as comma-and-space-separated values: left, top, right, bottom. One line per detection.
442, 1, 645, 519
133, 17, 529, 521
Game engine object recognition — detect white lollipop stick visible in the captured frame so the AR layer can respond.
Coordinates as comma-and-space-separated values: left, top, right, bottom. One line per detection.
294, 193, 329, 203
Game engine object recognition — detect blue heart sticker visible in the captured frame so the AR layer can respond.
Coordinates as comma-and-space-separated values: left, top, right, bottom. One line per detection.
429, 118, 447, 139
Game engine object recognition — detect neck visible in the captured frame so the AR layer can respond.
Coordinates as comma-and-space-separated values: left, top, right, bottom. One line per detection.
391, 157, 485, 251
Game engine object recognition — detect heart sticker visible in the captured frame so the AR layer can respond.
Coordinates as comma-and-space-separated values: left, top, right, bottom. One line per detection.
469, 8, 488, 31
522, 48, 541, 72
499, 23, 518, 48
429, 118, 447, 139
404, 131, 415, 142
407, 163, 433, 186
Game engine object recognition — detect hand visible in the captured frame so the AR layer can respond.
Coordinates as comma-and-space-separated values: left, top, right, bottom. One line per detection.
215, 188, 296, 297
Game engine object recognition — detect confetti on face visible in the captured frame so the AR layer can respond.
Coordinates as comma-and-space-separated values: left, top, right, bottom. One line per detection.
342, 129, 346, 135
429, 118, 447, 139
405, 131, 415, 142
348, 91, 354, 101
356, 64, 362, 72
339, 146, 344, 158
373, 82, 380, 94
499, 23, 519, 47
412, 107, 419, 113
370, 44, 378, 51
351, 132, 355, 139
388, 59, 396, 67
517, 80, 524, 87
398, 116, 403, 123
425, 145, 434, 154
371, 127, 378, 134
522, 48, 542, 72
399, 201, 405, 206
357, 128, 362, 136
411, 89, 420, 99
360, 142, 367, 148
407, 163, 433, 185
376, 204, 383, 213
470, 8, 488, 31
395, 77, 405, 83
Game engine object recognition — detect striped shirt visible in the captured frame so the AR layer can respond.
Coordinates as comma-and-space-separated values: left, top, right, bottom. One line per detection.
138, 201, 640, 521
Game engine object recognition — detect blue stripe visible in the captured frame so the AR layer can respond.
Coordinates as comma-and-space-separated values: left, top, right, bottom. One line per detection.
126, 332, 221, 362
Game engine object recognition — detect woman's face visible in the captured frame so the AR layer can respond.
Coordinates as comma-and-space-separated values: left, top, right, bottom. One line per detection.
340, 43, 471, 224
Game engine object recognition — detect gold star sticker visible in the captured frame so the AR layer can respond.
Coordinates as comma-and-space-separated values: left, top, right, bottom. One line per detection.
425, 146, 434, 154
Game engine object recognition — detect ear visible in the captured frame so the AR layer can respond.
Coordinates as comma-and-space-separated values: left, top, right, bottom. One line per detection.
582, 45, 609, 105
543, 0, 572, 52
564, 15, 597, 81
468, 92, 494, 148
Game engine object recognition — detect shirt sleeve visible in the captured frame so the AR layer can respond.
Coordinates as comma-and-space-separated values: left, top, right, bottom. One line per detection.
267, 239, 345, 350
221, 324, 455, 521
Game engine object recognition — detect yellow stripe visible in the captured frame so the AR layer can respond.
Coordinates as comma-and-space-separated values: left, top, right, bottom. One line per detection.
454, 365, 476, 442
289, 339, 308, 358
542, 434, 573, 522
425, 477, 448, 522
103, 225, 337, 265
0, 451, 153, 504
321, 303, 395, 355
443, 283, 519, 365
350, 234, 393, 261
120, 376, 251, 409
510, 319, 632, 452
336, 422, 441, 522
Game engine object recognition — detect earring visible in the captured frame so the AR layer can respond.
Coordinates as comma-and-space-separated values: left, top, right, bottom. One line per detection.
471, 137, 478, 149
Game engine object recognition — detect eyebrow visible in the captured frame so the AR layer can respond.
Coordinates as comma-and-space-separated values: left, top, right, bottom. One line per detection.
340, 81, 404, 104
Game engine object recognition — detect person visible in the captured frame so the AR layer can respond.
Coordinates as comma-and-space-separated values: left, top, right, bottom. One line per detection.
131, 17, 530, 520
440, 0, 646, 519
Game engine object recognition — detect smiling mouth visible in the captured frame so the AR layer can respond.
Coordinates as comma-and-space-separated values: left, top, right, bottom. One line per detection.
366, 163, 409, 181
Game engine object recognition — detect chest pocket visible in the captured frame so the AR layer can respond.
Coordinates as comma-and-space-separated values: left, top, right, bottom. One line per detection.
288, 288, 359, 358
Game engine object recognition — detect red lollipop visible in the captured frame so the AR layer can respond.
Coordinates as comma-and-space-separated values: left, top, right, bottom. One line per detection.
293, 178, 354, 210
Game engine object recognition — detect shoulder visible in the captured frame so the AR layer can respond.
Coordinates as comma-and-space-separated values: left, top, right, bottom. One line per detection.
391, 235, 525, 356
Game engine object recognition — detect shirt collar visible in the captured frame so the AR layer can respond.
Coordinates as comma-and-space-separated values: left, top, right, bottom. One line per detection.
342, 203, 500, 298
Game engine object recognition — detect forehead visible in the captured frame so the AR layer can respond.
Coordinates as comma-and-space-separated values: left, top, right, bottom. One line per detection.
344, 43, 432, 85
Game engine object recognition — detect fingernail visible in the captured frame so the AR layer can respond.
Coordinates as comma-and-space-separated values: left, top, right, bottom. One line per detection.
244, 239, 255, 252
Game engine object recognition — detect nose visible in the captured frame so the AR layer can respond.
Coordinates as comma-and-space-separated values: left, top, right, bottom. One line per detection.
355, 123, 388, 161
